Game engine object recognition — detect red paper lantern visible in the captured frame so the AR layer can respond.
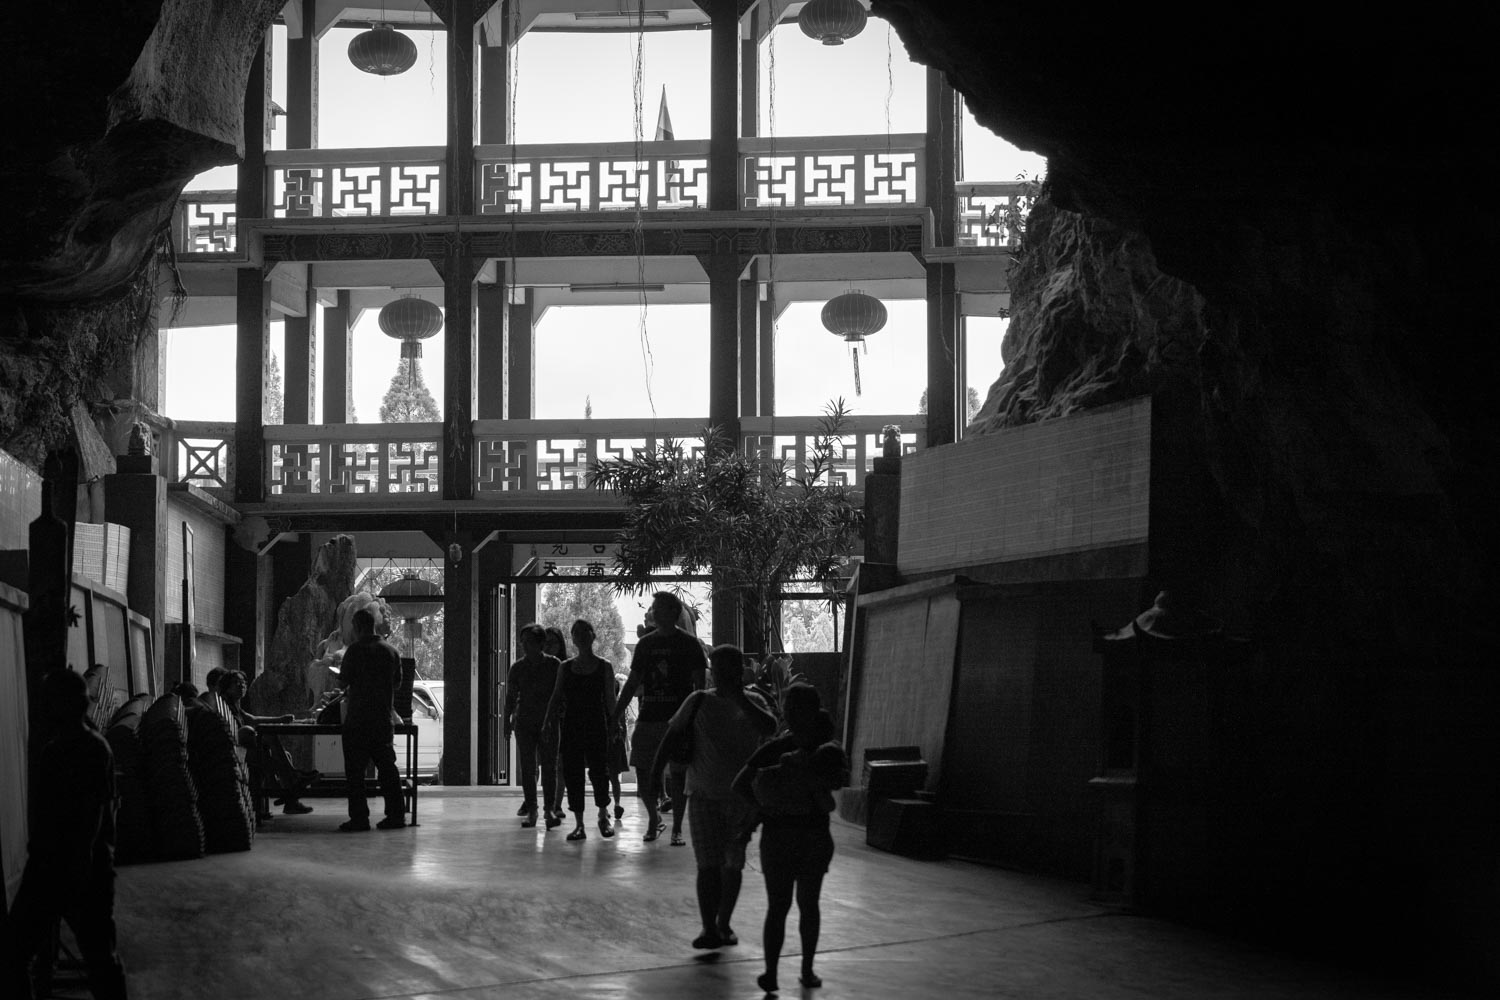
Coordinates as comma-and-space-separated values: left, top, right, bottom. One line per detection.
821, 290, 886, 395
379, 296, 443, 359
348, 24, 418, 76
798, 0, 869, 46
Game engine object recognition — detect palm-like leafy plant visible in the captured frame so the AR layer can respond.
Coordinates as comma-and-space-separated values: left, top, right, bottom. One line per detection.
589, 399, 863, 654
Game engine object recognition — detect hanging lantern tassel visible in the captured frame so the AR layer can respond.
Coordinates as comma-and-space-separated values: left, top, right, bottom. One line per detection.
822, 290, 886, 398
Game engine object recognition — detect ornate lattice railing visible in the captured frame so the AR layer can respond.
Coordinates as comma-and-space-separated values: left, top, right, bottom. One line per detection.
172, 191, 238, 253
741, 134, 925, 209
741, 415, 925, 490
264, 424, 443, 498
266, 147, 447, 218
166, 421, 236, 493
957, 180, 1035, 248
473, 418, 709, 492
475, 140, 712, 214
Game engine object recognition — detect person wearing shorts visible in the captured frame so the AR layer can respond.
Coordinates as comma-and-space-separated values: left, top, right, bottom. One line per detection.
613, 592, 705, 840
654, 643, 775, 950
733, 682, 847, 992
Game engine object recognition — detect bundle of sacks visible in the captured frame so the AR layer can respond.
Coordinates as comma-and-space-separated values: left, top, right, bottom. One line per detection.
106, 689, 256, 863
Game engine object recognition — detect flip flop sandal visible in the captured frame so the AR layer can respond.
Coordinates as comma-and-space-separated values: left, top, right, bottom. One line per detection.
670, 832, 686, 846
566, 827, 587, 841
643, 826, 661, 842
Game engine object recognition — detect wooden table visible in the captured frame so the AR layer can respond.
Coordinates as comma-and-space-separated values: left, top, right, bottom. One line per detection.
256, 723, 420, 826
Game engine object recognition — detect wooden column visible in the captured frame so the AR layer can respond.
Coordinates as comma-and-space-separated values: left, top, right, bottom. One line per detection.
705, 253, 742, 448
706, 250, 744, 648
235, 269, 268, 503
507, 290, 534, 418
283, 301, 314, 425
322, 290, 351, 423
439, 530, 478, 786
924, 66, 960, 448
445, 1, 478, 218
286, 0, 317, 150
479, 10, 508, 144
234, 28, 269, 500
708, 0, 740, 212
223, 533, 258, 678
760, 273, 777, 416
741, 3, 759, 139
439, 254, 479, 501
104, 469, 167, 687
476, 272, 507, 419
473, 540, 508, 783
739, 258, 761, 415
236, 33, 268, 228
24, 451, 78, 702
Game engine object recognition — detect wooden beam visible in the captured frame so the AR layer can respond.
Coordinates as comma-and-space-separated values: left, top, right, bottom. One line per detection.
258, 218, 926, 262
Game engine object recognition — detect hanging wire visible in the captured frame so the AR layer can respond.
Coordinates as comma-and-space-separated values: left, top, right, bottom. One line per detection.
508, 0, 520, 413
632, 0, 657, 418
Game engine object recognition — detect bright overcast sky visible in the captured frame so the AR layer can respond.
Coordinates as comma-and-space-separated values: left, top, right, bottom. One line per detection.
167, 18, 1043, 425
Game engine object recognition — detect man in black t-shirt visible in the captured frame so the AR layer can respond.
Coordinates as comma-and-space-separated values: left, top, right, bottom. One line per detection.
337, 608, 406, 831
613, 592, 706, 841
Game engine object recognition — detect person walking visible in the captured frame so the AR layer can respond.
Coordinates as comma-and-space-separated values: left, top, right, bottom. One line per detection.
543, 619, 618, 841
653, 644, 776, 950
504, 624, 561, 829
612, 591, 706, 841
733, 682, 848, 992
540, 626, 571, 824
337, 608, 406, 832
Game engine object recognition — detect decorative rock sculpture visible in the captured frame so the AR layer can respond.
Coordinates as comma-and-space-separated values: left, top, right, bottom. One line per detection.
247, 534, 357, 719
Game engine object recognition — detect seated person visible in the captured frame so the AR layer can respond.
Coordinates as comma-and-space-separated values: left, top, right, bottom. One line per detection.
216, 670, 318, 817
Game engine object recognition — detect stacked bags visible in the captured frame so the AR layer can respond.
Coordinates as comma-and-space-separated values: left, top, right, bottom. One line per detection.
104, 694, 154, 864
137, 693, 205, 861
184, 697, 255, 853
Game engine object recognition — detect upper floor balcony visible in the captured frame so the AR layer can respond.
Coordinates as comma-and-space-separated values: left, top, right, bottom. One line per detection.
171, 136, 1030, 256
165, 415, 926, 510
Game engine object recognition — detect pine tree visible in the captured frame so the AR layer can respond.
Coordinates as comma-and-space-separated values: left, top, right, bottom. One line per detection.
918, 386, 982, 425
379, 357, 440, 423
537, 581, 629, 670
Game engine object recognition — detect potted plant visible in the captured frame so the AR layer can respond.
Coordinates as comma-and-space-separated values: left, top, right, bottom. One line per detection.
589, 399, 863, 658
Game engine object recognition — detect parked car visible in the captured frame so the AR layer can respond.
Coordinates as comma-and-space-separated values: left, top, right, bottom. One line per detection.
311, 678, 444, 783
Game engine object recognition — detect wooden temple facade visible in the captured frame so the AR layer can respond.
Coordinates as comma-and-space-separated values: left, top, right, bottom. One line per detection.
152, 0, 1025, 784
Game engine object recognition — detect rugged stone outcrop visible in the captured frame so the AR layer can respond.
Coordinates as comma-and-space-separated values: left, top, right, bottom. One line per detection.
877, 0, 1497, 984
0, 0, 281, 461
248, 535, 359, 719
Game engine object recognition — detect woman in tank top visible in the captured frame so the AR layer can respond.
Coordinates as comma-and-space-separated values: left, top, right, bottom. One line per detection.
544, 619, 619, 841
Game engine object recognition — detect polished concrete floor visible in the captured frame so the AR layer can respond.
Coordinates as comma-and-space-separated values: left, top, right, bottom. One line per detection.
104, 790, 1460, 1000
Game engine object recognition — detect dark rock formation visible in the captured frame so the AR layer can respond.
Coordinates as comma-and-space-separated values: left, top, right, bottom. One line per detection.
249, 535, 358, 718
0, 0, 281, 461
877, 0, 1497, 985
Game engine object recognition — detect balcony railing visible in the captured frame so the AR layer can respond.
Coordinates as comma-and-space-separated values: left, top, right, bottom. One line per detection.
741, 134, 925, 210
172, 191, 239, 253
474, 418, 709, 492
476, 140, 712, 214
165, 421, 236, 495
265, 424, 443, 497
741, 415, 925, 490
169, 140, 1022, 249
957, 181, 1035, 248
266, 147, 447, 219
162, 418, 923, 501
